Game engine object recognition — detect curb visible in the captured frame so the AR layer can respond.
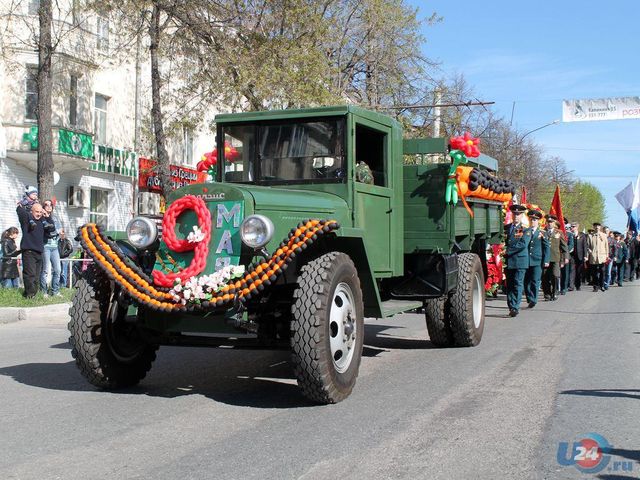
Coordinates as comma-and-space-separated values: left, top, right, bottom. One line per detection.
0, 303, 71, 325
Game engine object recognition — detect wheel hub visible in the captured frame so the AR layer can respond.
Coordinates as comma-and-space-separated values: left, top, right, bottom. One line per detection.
329, 283, 357, 373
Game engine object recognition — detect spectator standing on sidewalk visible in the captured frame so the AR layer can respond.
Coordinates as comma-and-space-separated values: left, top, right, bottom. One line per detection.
16, 201, 46, 298
1, 227, 21, 288
587, 222, 608, 292
40, 199, 64, 297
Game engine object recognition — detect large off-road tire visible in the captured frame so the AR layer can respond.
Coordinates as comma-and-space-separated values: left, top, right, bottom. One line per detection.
448, 252, 485, 347
290, 252, 364, 404
424, 297, 454, 347
68, 266, 158, 388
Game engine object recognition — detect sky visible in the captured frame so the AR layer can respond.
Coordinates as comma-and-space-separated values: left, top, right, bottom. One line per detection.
409, 0, 640, 232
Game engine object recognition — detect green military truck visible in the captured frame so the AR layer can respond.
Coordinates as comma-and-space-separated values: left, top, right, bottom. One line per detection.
69, 106, 504, 404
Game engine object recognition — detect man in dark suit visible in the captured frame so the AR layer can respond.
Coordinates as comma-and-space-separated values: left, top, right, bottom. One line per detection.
625, 231, 636, 281
524, 209, 549, 308
505, 204, 532, 317
561, 218, 575, 294
572, 224, 588, 290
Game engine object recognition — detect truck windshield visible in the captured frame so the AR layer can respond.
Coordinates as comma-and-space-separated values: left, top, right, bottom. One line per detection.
221, 119, 346, 184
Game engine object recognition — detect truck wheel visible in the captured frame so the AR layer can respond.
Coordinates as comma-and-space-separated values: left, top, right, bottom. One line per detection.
291, 252, 364, 404
424, 298, 454, 347
448, 253, 485, 346
68, 266, 158, 389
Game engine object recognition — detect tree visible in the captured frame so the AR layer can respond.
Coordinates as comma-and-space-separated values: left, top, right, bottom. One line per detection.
36, 0, 54, 201
149, 2, 171, 199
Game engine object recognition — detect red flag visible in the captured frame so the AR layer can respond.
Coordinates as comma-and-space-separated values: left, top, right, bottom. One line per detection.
521, 186, 527, 205
549, 184, 566, 239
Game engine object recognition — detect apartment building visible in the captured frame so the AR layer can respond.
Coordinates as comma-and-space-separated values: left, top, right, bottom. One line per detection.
0, 0, 215, 237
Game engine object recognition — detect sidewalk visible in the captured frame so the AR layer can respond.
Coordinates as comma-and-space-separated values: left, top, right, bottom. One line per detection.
0, 303, 71, 325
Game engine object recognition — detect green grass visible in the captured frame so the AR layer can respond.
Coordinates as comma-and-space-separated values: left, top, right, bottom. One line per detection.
0, 287, 75, 307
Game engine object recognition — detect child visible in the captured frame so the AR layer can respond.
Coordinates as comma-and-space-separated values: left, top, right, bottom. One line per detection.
18, 185, 38, 211
1, 227, 21, 288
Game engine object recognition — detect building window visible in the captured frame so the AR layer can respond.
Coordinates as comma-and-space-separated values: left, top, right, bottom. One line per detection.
89, 189, 109, 229
25, 65, 38, 121
94, 93, 108, 144
183, 127, 194, 165
69, 75, 78, 126
96, 16, 109, 52
28, 0, 39, 15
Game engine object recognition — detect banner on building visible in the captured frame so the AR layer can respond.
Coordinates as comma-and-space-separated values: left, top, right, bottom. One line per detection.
138, 157, 208, 192
59, 129, 94, 158
562, 97, 640, 122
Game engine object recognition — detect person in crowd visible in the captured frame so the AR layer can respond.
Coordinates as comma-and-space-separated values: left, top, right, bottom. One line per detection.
587, 222, 608, 292
18, 185, 39, 211
624, 231, 636, 282
1, 227, 21, 288
58, 231, 73, 288
524, 209, 549, 309
561, 218, 575, 294
633, 232, 640, 280
504, 204, 532, 317
542, 216, 567, 301
40, 199, 64, 297
572, 224, 588, 291
603, 226, 615, 289
612, 232, 628, 287
16, 201, 48, 298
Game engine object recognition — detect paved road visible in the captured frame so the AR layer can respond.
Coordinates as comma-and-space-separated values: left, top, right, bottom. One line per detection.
0, 284, 639, 480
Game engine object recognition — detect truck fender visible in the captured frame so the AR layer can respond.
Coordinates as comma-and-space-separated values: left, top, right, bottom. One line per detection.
323, 235, 382, 318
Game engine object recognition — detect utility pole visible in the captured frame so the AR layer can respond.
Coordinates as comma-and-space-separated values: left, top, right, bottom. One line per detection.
433, 89, 441, 138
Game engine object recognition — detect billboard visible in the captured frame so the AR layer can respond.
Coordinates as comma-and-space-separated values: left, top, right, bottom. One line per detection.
138, 157, 208, 192
562, 96, 640, 122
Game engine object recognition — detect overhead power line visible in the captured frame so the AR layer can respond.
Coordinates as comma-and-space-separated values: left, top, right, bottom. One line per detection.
378, 101, 495, 110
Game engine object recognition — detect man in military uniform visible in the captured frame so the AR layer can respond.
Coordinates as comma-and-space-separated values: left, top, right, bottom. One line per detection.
524, 209, 549, 308
542, 215, 568, 301
505, 204, 532, 317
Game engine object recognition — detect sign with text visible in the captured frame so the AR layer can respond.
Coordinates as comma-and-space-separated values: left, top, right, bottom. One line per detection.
138, 157, 207, 192
562, 97, 640, 122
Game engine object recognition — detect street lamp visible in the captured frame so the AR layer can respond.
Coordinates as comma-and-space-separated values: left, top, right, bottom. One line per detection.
520, 119, 560, 141
514, 119, 561, 194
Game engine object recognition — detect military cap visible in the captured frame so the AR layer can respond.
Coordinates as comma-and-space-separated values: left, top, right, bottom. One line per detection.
545, 214, 558, 222
528, 209, 543, 219
509, 203, 527, 213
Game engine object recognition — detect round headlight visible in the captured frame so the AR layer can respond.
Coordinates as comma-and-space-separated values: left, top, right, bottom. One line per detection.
126, 217, 158, 249
240, 215, 275, 249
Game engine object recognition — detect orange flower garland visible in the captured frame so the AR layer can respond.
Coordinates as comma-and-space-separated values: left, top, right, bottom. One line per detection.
78, 219, 340, 312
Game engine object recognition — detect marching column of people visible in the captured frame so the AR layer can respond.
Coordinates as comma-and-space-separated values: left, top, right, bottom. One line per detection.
504, 206, 636, 316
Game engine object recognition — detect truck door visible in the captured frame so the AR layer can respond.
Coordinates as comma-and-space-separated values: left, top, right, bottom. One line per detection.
353, 121, 394, 276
